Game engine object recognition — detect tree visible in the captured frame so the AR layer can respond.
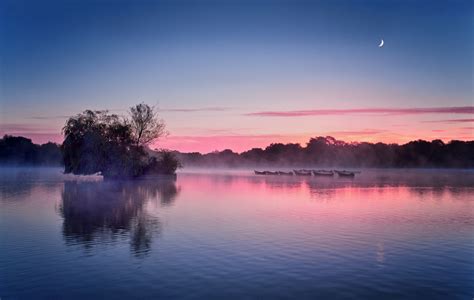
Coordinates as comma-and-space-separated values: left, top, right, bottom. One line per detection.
61, 105, 179, 178
0, 135, 62, 166
62, 110, 140, 176
146, 150, 182, 175
129, 103, 166, 147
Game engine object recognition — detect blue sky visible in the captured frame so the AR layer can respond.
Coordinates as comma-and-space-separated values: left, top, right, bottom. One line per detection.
0, 0, 472, 152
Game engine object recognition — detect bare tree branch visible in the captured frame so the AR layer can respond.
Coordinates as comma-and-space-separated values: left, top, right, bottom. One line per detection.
129, 103, 167, 147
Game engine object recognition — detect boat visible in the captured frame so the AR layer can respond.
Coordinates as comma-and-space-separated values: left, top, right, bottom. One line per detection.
278, 171, 294, 175
293, 170, 312, 176
334, 170, 356, 177
255, 170, 282, 175
312, 170, 334, 176
266, 171, 279, 175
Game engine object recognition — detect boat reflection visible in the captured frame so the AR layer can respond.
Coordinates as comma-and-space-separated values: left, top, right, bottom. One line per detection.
58, 179, 179, 256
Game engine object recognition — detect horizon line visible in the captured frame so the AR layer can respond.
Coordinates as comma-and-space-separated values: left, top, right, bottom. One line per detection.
2, 133, 472, 155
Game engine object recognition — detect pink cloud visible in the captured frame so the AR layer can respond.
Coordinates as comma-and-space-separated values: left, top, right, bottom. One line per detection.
0, 124, 57, 133
422, 118, 474, 123
29, 115, 71, 120
246, 106, 474, 117
326, 129, 384, 136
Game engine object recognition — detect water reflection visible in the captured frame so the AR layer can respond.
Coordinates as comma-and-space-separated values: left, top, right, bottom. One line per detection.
0, 167, 62, 200
178, 169, 474, 203
376, 241, 385, 266
59, 179, 179, 256
1, 168, 473, 299
244, 169, 474, 189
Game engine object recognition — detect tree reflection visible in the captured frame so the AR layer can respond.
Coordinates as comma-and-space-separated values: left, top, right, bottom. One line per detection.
59, 178, 179, 257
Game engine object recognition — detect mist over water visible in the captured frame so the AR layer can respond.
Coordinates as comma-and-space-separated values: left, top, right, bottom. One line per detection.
0, 167, 473, 299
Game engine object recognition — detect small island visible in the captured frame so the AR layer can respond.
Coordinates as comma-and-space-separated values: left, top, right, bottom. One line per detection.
62, 103, 180, 179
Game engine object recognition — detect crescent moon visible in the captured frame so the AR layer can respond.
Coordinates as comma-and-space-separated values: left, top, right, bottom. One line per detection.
378, 39, 384, 48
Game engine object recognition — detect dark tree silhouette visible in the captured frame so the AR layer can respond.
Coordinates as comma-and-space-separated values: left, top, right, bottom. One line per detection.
176, 136, 474, 168
2, 134, 473, 169
61, 105, 179, 178
0, 135, 62, 165
129, 103, 166, 147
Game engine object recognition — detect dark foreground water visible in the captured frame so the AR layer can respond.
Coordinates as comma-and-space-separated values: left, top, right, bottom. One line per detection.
0, 168, 473, 299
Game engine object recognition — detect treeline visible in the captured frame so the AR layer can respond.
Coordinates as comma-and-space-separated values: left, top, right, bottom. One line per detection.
176, 136, 474, 168
0, 135, 62, 166
2, 135, 473, 169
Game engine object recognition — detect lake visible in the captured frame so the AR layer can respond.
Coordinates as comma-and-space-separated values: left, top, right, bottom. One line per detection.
0, 168, 473, 299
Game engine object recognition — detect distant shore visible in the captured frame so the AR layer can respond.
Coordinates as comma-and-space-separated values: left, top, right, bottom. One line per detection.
2, 135, 474, 169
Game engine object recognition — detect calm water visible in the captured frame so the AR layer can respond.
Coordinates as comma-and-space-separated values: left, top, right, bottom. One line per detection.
0, 168, 473, 299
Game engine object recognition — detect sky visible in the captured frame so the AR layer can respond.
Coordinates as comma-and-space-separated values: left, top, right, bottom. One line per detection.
0, 0, 472, 153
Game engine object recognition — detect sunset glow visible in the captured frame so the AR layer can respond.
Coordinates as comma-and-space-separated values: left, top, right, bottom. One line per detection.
0, 1, 472, 153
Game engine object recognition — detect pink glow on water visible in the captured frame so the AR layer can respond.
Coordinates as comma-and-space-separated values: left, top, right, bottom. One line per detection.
173, 171, 474, 234
1, 168, 473, 299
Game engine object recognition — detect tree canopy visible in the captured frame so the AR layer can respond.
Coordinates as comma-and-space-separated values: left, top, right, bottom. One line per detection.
0, 135, 62, 166
61, 104, 178, 178
177, 136, 474, 168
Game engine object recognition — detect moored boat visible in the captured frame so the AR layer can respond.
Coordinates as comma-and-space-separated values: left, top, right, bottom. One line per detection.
312, 170, 334, 176
334, 170, 356, 177
293, 170, 312, 176
255, 170, 290, 175
266, 171, 279, 175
